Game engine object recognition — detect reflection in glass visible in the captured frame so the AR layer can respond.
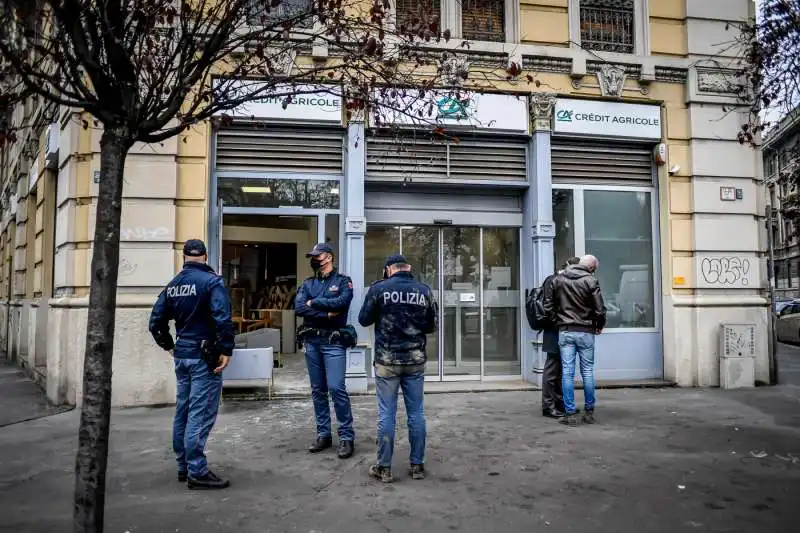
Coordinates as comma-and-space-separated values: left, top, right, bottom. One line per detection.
364, 226, 400, 287
483, 228, 520, 376
401, 227, 440, 376
218, 177, 340, 209
442, 227, 481, 376
584, 190, 654, 328
552, 189, 575, 273
325, 214, 340, 257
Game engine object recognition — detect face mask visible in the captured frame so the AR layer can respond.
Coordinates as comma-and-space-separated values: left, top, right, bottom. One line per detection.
310, 258, 323, 271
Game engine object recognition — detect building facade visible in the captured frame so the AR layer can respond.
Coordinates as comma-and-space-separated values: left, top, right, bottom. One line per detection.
763, 109, 800, 297
0, 0, 768, 407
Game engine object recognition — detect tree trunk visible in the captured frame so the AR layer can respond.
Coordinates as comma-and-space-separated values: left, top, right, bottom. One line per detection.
73, 126, 130, 533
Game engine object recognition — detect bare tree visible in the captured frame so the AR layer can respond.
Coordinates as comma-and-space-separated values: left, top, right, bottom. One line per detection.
0, 1, 531, 532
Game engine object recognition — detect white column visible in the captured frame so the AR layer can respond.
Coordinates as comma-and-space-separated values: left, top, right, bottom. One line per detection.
343, 118, 369, 393
522, 93, 556, 384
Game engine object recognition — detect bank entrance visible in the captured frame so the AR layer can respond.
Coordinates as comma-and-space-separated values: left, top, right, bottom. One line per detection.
365, 224, 521, 381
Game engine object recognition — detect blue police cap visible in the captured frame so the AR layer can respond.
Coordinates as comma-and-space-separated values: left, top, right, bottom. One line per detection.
384, 254, 407, 269
306, 242, 334, 257
183, 239, 207, 257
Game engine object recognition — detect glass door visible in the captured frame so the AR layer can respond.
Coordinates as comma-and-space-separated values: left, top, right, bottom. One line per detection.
399, 227, 440, 377
442, 227, 482, 379
364, 224, 521, 381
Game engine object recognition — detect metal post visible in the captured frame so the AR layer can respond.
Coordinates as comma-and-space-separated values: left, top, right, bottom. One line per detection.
766, 204, 779, 385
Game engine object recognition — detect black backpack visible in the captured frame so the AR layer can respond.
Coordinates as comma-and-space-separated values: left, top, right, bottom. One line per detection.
525, 276, 554, 331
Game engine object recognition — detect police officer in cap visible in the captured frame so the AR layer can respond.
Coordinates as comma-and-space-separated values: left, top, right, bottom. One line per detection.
149, 238, 234, 490
295, 242, 356, 459
358, 254, 437, 482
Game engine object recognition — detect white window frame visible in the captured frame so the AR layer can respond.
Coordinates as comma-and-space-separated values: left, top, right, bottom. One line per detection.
392, 0, 519, 44
568, 0, 650, 56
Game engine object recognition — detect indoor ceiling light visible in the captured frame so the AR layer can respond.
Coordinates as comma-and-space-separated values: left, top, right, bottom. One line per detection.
241, 186, 271, 193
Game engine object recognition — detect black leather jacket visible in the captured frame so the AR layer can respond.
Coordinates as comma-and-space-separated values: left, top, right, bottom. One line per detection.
546, 265, 606, 333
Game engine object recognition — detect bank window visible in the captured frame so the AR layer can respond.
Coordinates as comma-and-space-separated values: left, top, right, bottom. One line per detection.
217, 177, 340, 209
247, 0, 314, 28
553, 187, 656, 329
579, 0, 634, 53
462, 0, 505, 42
395, 0, 441, 34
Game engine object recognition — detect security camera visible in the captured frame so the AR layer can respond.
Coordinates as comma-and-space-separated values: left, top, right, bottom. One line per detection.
669, 164, 681, 175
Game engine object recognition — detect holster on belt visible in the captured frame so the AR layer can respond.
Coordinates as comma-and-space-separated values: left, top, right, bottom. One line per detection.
200, 340, 221, 372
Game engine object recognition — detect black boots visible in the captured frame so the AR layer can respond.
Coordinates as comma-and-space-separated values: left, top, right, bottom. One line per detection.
308, 436, 333, 453
309, 437, 354, 459
187, 471, 230, 490
338, 440, 355, 459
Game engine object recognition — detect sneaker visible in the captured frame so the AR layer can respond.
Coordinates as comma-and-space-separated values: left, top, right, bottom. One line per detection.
177, 471, 188, 483
368, 464, 393, 483
559, 413, 579, 427
582, 410, 596, 424
409, 464, 425, 480
187, 470, 230, 490
308, 436, 333, 454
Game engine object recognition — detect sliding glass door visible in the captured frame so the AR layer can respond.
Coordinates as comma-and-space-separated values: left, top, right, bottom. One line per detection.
364, 225, 521, 381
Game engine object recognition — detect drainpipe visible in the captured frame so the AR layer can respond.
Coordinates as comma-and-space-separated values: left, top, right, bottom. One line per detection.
766, 204, 779, 385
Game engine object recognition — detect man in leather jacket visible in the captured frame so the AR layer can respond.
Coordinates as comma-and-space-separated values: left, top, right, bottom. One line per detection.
540, 256, 580, 419
546, 254, 606, 426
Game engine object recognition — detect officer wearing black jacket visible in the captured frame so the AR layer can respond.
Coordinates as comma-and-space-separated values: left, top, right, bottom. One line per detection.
149, 239, 234, 490
295, 243, 356, 459
358, 254, 437, 483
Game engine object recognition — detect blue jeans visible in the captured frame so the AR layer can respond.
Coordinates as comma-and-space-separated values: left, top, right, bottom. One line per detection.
559, 331, 596, 414
305, 340, 354, 441
374, 365, 426, 467
173, 357, 223, 478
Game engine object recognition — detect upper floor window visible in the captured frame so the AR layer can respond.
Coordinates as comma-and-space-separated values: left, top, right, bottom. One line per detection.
396, 0, 441, 34
462, 0, 505, 42
248, 0, 314, 28
580, 0, 634, 54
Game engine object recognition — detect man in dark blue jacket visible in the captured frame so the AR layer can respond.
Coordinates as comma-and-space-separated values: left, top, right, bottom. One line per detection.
149, 239, 234, 490
358, 254, 437, 483
295, 243, 356, 459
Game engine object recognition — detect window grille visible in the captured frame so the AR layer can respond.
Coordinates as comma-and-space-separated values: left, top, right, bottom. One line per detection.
247, 0, 314, 28
396, 0, 441, 35
462, 0, 505, 43
580, 0, 635, 54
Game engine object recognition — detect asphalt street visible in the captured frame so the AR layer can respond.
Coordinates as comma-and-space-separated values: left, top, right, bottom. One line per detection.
0, 350, 799, 533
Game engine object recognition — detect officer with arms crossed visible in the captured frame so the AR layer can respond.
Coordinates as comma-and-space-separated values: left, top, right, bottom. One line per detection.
149, 239, 234, 490
358, 254, 437, 483
295, 243, 356, 459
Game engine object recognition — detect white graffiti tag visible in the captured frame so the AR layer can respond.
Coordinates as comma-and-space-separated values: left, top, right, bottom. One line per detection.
120, 226, 169, 241
700, 257, 751, 286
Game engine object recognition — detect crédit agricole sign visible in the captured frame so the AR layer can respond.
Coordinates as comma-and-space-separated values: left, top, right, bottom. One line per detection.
553, 98, 662, 140
214, 81, 342, 123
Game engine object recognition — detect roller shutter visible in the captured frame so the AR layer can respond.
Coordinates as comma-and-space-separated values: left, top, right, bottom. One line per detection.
366, 135, 528, 182
215, 126, 344, 174
552, 141, 654, 186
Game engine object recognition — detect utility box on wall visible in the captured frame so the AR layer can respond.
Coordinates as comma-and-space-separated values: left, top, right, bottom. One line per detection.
719, 324, 756, 389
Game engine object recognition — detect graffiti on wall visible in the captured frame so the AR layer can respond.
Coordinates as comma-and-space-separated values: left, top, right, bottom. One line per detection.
120, 226, 169, 241
700, 256, 752, 286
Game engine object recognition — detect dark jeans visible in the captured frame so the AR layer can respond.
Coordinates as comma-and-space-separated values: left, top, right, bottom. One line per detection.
173, 357, 223, 478
374, 364, 426, 467
305, 340, 355, 441
542, 352, 564, 413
